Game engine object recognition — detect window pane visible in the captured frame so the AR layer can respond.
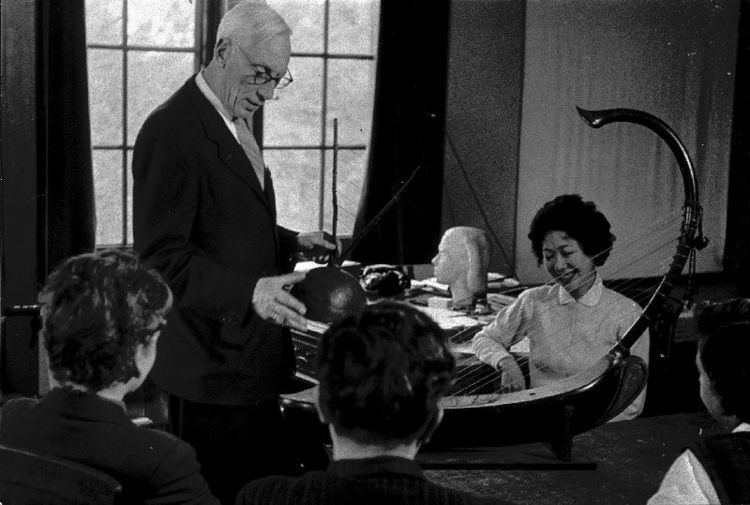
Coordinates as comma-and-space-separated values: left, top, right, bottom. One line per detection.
85, 0, 122, 45
266, 149, 322, 231
269, 0, 325, 53
327, 59, 376, 145
264, 57, 323, 146
89, 49, 123, 146
127, 0, 195, 47
329, 0, 379, 55
93, 149, 124, 245
322, 149, 366, 235
128, 51, 194, 144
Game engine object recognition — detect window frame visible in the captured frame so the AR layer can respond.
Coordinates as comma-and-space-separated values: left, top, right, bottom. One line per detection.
87, 0, 378, 245
260, 0, 378, 233
87, 0, 204, 247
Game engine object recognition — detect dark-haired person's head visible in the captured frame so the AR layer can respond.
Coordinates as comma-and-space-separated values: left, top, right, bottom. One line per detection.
39, 250, 172, 395
697, 322, 750, 429
528, 194, 614, 299
528, 194, 614, 267
316, 301, 455, 455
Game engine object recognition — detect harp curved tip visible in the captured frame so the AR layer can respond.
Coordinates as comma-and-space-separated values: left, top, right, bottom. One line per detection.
576, 106, 601, 128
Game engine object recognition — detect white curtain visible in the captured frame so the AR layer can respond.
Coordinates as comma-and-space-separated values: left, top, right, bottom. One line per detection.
515, 0, 738, 283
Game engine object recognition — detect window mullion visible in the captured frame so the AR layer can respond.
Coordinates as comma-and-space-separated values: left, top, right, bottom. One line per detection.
121, 0, 129, 247
318, 0, 332, 231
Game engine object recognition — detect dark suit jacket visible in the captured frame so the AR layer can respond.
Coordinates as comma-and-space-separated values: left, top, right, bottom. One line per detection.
0, 388, 219, 505
235, 456, 515, 505
133, 76, 298, 405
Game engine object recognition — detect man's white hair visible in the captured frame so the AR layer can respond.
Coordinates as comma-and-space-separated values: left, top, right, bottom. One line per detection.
217, 0, 291, 52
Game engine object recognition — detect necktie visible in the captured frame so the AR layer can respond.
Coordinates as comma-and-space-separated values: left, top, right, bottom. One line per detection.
234, 118, 266, 190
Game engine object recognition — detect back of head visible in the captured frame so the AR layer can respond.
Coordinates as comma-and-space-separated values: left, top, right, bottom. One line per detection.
316, 301, 455, 446
217, 0, 291, 52
39, 250, 172, 392
699, 322, 750, 424
450, 226, 490, 294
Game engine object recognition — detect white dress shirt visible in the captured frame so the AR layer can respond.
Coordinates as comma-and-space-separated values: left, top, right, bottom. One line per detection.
194, 71, 266, 187
472, 276, 649, 420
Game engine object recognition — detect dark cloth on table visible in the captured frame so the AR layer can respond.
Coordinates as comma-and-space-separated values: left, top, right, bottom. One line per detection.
132, 76, 300, 502
0, 387, 218, 505
235, 455, 515, 505
692, 432, 750, 505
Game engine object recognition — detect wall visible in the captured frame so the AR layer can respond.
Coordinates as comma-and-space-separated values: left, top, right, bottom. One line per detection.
1, 0, 43, 397
443, 0, 738, 284
442, 0, 526, 276
516, 0, 738, 284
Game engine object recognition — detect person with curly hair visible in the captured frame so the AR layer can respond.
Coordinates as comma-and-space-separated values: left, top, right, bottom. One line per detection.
649, 321, 750, 505
0, 250, 219, 504
235, 301, 514, 505
472, 194, 649, 420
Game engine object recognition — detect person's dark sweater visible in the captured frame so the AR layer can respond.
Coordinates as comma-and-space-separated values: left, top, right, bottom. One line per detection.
0, 387, 218, 505
235, 455, 514, 505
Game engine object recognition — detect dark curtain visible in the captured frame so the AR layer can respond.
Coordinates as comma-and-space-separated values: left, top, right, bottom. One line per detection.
725, 0, 750, 296
348, 0, 450, 265
39, 0, 95, 274
199, 0, 227, 67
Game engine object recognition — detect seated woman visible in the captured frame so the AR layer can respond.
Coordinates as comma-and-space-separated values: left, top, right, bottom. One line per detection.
0, 250, 219, 504
236, 301, 514, 505
648, 321, 750, 505
472, 194, 649, 420
431, 226, 490, 312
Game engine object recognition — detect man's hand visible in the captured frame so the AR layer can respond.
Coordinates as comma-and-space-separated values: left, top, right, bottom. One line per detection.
296, 231, 338, 263
252, 272, 308, 332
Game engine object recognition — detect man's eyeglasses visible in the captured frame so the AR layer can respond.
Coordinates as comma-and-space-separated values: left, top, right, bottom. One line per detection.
236, 45, 294, 89
249, 65, 293, 89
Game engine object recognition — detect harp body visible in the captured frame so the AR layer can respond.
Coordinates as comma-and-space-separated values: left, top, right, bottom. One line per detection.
283, 333, 647, 459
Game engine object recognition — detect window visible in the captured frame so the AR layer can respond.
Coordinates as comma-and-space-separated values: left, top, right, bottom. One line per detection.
85, 0, 379, 245
86, 0, 202, 246
264, 0, 380, 236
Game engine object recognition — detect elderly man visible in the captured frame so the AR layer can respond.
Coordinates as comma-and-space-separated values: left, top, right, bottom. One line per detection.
132, 1, 335, 502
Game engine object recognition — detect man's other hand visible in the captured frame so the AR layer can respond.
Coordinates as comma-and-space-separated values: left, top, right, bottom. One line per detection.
296, 231, 338, 263
252, 272, 308, 331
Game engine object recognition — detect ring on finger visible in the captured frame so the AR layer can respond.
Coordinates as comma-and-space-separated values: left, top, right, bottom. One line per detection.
272, 312, 281, 323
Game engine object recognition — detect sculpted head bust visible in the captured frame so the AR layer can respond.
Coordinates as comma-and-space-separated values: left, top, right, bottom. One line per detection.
431, 227, 490, 310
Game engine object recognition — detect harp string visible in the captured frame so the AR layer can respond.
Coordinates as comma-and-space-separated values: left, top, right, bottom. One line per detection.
446, 206, 680, 351
450, 240, 677, 394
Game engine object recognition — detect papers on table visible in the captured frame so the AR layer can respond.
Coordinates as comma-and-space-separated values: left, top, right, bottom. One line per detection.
413, 305, 484, 330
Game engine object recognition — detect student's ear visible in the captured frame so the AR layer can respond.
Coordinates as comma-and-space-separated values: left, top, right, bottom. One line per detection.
417, 406, 444, 447
313, 386, 329, 424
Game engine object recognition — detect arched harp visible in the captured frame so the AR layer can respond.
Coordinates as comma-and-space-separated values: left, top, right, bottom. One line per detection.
280, 107, 706, 459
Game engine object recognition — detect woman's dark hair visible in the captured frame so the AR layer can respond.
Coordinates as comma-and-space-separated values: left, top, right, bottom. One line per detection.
698, 322, 750, 423
528, 194, 615, 267
39, 250, 172, 391
316, 301, 455, 446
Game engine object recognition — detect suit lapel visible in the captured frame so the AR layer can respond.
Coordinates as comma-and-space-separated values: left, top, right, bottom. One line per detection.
184, 77, 272, 215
